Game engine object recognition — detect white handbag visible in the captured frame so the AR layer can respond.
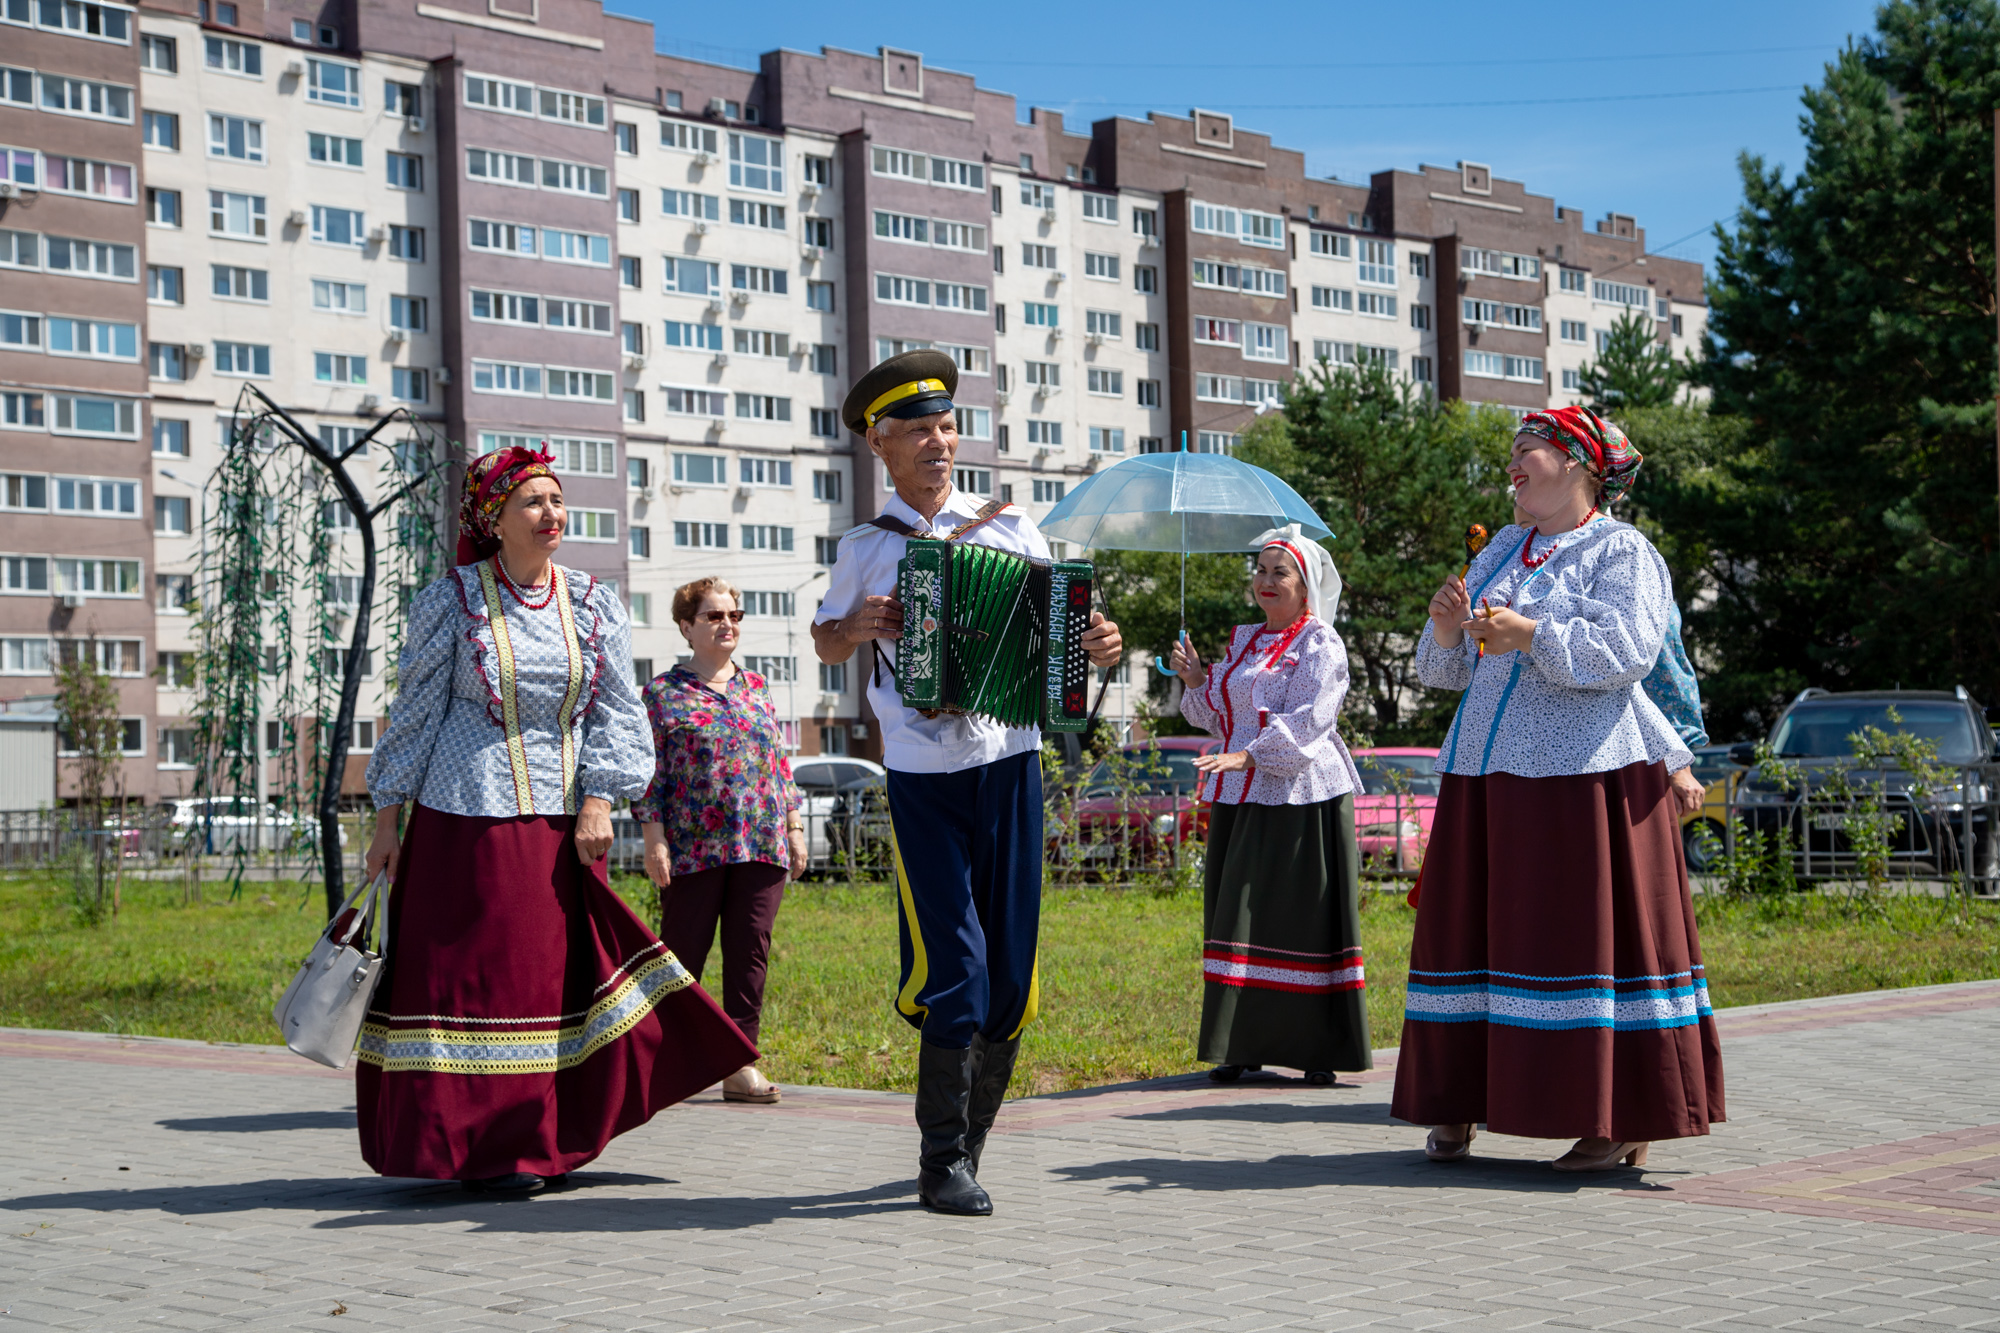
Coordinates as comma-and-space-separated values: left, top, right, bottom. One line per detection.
272, 870, 390, 1069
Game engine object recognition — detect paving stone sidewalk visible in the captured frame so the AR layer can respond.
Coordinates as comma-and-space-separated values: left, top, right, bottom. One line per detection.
3, 980, 1998, 1332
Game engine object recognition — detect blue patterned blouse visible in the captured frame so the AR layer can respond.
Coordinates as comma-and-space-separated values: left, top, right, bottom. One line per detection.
364, 561, 654, 817
1641, 601, 1709, 748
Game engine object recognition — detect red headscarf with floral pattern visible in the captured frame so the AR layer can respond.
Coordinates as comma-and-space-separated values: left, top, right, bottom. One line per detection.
456, 444, 559, 565
1516, 405, 1643, 502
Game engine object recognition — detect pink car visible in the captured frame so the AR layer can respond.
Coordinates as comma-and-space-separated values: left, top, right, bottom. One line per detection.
1350, 746, 1441, 874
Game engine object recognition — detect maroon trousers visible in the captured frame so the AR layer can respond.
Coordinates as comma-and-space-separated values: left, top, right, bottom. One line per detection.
659, 859, 787, 1048
355, 805, 756, 1181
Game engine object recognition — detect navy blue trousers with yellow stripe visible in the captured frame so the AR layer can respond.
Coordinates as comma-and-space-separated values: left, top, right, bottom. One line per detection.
885, 750, 1042, 1051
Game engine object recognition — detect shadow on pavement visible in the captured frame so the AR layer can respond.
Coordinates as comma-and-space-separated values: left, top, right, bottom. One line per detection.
1052, 1151, 1675, 1194
1119, 1102, 1395, 1127
157, 1110, 358, 1133
0, 1176, 917, 1231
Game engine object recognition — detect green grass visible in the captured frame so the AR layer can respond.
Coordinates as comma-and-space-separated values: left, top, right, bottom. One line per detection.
2, 871, 1996, 1096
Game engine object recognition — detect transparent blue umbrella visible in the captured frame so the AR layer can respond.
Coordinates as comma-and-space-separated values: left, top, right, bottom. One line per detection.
1039, 443, 1332, 673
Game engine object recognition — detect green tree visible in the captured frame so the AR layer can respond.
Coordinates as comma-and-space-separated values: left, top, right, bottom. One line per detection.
1668, 0, 2000, 734
54, 643, 125, 921
1578, 309, 1684, 410
1244, 358, 1517, 742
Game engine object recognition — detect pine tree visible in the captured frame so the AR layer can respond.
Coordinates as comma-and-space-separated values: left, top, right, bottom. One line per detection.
1577, 310, 1682, 410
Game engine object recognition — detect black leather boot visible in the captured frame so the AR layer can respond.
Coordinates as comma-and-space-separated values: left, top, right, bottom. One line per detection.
915, 1040, 992, 1216
964, 1033, 1020, 1177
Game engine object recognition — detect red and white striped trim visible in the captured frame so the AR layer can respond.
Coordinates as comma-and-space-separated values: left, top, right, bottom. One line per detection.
1201, 949, 1365, 994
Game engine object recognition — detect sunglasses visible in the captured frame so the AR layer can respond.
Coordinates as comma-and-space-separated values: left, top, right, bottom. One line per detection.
698, 610, 745, 624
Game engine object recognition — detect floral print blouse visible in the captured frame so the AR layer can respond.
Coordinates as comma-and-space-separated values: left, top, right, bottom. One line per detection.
631, 665, 802, 876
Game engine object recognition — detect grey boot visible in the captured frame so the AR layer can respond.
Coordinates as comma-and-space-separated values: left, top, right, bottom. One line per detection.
964, 1033, 1021, 1177
914, 1040, 992, 1215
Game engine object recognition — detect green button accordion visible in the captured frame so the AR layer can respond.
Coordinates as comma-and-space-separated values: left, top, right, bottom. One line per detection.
895, 539, 1094, 732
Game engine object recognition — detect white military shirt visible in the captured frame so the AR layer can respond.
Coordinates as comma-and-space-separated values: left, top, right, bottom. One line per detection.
815, 486, 1051, 775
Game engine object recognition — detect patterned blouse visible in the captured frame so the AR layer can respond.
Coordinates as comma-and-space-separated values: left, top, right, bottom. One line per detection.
631, 665, 802, 876
1417, 518, 1693, 779
1179, 616, 1361, 806
364, 561, 653, 817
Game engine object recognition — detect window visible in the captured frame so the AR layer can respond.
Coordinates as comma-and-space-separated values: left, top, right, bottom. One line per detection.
1504, 355, 1544, 382
1024, 361, 1059, 389
142, 110, 177, 150
203, 37, 260, 77
49, 393, 134, 437
306, 132, 362, 168
153, 494, 191, 534
615, 187, 640, 224
52, 475, 138, 516
662, 320, 721, 351
538, 86, 604, 126
468, 219, 535, 255
1137, 378, 1161, 408
54, 558, 142, 597
1190, 201, 1237, 237
0, 474, 47, 511
0, 229, 35, 270
1358, 240, 1396, 287
152, 419, 188, 456
47, 236, 135, 280
1025, 420, 1061, 447
733, 264, 788, 295
148, 342, 186, 380
1461, 247, 1540, 281
1310, 231, 1350, 258
1594, 280, 1650, 309
1088, 426, 1125, 454
310, 205, 363, 248
802, 154, 832, 187
1, 311, 40, 350
739, 524, 793, 552
1030, 479, 1067, 505
953, 406, 991, 440
0, 637, 50, 676
1465, 349, 1505, 379
467, 147, 534, 187
873, 146, 923, 181
312, 351, 366, 384
1409, 252, 1430, 278
806, 281, 835, 312
205, 190, 265, 239
307, 58, 360, 107
619, 255, 641, 289
1134, 265, 1157, 294
1080, 193, 1116, 223
1561, 368, 1582, 391
543, 229, 609, 266
389, 367, 426, 402
1194, 317, 1241, 347
614, 121, 638, 154
153, 572, 191, 610
48, 317, 137, 360
386, 80, 421, 118
733, 329, 789, 358
1195, 431, 1239, 455
659, 118, 717, 153
546, 299, 612, 333
1356, 345, 1398, 372
809, 408, 839, 438
1083, 252, 1119, 281
210, 341, 269, 377
617, 321, 644, 357
147, 188, 180, 227
311, 279, 365, 314
141, 33, 176, 71
43, 155, 134, 201
729, 198, 786, 230
1357, 291, 1397, 319
208, 265, 265, 301
1410, 303, 1431, 331
735, 393, 791, 422
814, 535, 839, 566
729, 132, 783, 193
1087, 368, 1123, 396
1023, 301, 1058, 327
1411, 355, 1433, 383
1672, 313, 1684, 337
388, 294, 426, 332
1081, 310, 1122, 340
1462, 298, 1539, 331
471, 359, 541, 395
1021, 243, 1056, 269
1312, 286, 1353, 312
564, 509, 615, 543
387, 225, 423, 261
386, 152, 422, 190
541, 157, 606, 197
813, 469, 843, 502
652, 252, 706, 289
664, 387, 726, 417
206, 113, 263, 162
1196, 374, 1243, 403
1244, 323, 1286, 361
659, 189, 719, 221
547, 368, 614, 401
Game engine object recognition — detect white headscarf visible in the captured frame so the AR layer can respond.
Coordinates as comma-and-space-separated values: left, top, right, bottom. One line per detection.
1253, 524, 1342, 622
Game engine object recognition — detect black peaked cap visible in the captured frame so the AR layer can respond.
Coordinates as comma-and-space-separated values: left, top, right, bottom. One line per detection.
840, 349, 960, 435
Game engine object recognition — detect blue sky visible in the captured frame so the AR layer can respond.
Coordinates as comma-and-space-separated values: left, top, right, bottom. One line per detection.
621, 0, 1886, 277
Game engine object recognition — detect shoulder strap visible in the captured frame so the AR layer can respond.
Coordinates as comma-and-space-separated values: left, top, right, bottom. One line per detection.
864, 513, 922, 537
944, 499, 1010, 543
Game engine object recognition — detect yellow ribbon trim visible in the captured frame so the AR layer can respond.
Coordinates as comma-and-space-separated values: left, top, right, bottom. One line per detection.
889, 824, 930, 1023
863, 377, 947, 427
549, 571, 584, 816
476, 560, 536, 816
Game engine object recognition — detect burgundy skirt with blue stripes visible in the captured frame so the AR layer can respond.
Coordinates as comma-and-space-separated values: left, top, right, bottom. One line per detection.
1389, 760, 1725, 1141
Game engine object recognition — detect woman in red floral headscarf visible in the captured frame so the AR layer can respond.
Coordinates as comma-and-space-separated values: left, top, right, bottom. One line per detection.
357, 445, 754, 1196
1391, 406, 1724, 1174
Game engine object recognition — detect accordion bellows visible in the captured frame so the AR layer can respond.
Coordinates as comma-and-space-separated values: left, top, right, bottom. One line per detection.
896, 539, 1094, 732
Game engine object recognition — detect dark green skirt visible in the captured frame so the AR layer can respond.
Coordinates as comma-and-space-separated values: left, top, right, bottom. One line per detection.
1199, 795, 1373, 1072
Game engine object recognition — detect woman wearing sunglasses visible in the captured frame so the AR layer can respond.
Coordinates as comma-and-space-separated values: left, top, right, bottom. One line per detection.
632, 577, 807, 1104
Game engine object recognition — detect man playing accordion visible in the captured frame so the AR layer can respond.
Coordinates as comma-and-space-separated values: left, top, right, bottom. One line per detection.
813, 350, 1124, 1216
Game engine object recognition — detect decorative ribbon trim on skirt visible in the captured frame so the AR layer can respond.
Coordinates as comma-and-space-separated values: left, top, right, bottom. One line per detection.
1404, 965, 1713, 1031
356, 943, 694, 1073
1202, 942, 1365, 994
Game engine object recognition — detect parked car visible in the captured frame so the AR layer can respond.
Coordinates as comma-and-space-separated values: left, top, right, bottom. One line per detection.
791, 755, 889, 868
165, 797, 326, 855
1729, 688, 1999, 882
1350, 747, 1440, 872
1065, 736, 1221, 872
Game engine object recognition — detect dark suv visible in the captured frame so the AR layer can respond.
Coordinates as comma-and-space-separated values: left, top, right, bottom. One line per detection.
1729, 688, 1999, 885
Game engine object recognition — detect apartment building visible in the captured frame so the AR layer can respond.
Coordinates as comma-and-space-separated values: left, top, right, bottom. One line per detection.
0, 0, 1707, 796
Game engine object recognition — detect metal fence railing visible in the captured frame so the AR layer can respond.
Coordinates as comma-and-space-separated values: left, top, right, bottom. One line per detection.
1686, 782, 1999, 897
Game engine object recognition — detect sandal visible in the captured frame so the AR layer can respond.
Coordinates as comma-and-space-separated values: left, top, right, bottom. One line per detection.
721, 1065, 782, 1104
1424, 1125, 1476, 1162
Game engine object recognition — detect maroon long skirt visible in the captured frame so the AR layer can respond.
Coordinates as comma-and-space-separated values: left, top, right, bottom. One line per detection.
1389, 760, 1725, 1142
355, 804, 757, 1180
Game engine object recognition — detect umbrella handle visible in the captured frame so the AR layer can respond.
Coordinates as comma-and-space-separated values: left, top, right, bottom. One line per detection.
1155, 630, 1187, 675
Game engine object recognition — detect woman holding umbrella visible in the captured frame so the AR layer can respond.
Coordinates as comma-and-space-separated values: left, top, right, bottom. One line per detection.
1170, 525, 1371, 1085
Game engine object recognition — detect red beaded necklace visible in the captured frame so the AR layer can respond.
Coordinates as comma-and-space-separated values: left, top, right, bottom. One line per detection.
1519, 504, 1601, 570
493, 554, 558, 609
